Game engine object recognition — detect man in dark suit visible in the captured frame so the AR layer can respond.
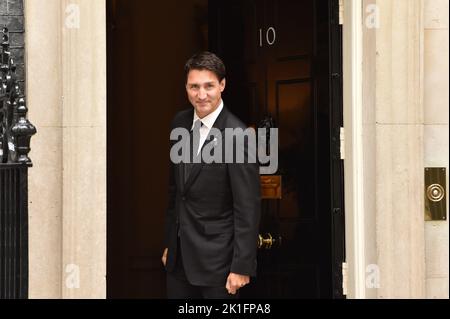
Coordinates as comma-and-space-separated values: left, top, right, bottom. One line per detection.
161, 52, 261, 299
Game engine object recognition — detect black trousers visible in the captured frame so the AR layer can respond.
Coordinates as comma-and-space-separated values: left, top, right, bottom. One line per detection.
166, 240, 238, 299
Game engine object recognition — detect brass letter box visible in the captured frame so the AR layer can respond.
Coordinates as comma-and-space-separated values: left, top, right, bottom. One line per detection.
260, 175, 282, 199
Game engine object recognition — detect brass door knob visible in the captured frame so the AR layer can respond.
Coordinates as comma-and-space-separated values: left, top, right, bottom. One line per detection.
258, 233, 281, 249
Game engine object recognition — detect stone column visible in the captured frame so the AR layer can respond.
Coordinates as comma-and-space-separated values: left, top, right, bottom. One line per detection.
60, 0, 106, 299
26, 0, 64, 298
374, 0, 426, 298
26, 0, 106, 298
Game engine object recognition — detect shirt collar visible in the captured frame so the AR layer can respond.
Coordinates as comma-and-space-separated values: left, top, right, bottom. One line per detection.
192, 100, 224, 130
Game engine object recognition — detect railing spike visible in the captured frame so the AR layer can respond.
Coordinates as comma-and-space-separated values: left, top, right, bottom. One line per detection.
0, 27, 36, 165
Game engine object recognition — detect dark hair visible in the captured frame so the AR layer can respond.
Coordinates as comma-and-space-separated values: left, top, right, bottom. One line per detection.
184, 51, 226, 82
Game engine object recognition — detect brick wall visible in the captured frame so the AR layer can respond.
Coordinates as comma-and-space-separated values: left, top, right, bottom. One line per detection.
0, 0, 25, 93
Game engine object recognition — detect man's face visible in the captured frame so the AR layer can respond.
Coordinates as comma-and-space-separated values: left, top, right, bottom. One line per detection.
186, 69, 225, 118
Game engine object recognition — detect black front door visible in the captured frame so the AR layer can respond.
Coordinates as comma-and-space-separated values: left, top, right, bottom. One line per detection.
209, 0, 345, 298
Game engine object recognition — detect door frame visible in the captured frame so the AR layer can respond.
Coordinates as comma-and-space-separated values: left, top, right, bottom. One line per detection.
102, 0, 366, 299
329, 0, 346, 299
342, 0, 366, 299
101, 0, 365, 299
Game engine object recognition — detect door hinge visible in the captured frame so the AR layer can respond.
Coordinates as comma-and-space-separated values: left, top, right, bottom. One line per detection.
332, 127, 345, 161
339, 0, 344, 25
342, 261, 348, 296
340, 127, 345, 160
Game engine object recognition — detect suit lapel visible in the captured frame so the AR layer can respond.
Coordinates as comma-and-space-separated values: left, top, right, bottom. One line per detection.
176, 108, 194, 194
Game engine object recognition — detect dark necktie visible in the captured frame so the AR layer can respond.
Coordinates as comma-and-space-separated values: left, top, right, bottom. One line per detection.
184, 119, 202, 183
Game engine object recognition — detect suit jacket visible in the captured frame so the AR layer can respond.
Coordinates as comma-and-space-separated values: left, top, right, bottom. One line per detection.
164, 105, 261, 287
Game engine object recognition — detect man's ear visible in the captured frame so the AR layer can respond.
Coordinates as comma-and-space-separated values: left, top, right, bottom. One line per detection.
220, 78, 226, 92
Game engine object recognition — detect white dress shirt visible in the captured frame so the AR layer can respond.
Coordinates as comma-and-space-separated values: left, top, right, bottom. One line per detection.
191, 100, 224, 155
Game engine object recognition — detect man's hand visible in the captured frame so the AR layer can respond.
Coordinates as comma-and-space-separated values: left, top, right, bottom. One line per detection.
226, 273, 250, 295
161, 248, 168, 267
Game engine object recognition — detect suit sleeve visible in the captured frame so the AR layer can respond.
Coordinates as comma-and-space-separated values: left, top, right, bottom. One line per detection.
228, 134, 261, 276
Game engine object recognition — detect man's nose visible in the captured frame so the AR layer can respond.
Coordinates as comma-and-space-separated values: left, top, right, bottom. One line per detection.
198, 88, 207, 99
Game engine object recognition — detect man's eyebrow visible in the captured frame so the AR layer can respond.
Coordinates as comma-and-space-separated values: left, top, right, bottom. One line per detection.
187, 81, 216, 86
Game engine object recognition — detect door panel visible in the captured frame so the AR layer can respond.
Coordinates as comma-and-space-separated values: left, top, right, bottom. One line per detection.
271, 0, 314, 59
209, 0, 344, 298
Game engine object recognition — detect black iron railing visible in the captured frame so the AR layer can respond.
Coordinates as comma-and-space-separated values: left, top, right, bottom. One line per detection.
0, 26, 36, 299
